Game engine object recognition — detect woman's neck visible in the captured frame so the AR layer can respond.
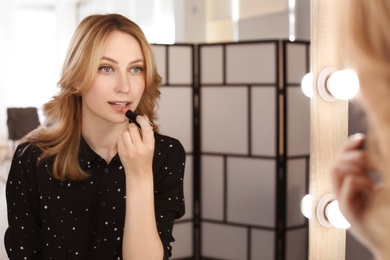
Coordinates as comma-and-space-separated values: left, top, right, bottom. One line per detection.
82, 124, 127, 164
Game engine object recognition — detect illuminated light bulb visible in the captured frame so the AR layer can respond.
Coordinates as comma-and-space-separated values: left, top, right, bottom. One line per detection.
301, 72, 313, 98
289, 33, 296, 42
326, 200, 351, 229
327, 69, 359, 100
300, 194, 312, 219
317, 68, 360, 101
316, 194, 351, 229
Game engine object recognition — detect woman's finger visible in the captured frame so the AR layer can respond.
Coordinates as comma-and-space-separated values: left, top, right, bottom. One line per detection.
136, 115, 155, 145
331, 149, 370, 194
338, 174, 374, 222
343, 133, 366, 152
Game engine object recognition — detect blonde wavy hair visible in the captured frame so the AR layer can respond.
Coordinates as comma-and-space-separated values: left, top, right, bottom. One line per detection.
23, 13, 162, 181
332, 0, 390, 77
331, 0, 390, 170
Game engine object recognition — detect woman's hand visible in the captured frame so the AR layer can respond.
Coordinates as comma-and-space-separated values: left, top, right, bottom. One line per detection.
330, 134, 390, 259
117, 114, 163, 260
117, 114, 155, 180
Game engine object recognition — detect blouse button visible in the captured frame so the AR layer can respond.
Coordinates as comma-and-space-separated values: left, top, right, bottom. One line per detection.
104, 168, 109, 173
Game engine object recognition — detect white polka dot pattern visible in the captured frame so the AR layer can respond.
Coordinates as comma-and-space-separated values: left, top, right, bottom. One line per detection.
4, 132, 186, 259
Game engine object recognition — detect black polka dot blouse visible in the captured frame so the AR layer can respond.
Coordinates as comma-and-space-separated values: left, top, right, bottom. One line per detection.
4, 132, 186, 260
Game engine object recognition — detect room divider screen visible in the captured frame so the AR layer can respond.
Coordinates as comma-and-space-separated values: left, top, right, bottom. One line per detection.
151, 43, 196, 259
152, 40, 311, 260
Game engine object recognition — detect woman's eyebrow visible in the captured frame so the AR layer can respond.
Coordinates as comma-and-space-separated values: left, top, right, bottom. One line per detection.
129, 58, 144, 64
101, 56, 118, 63
101, 56, 144, 65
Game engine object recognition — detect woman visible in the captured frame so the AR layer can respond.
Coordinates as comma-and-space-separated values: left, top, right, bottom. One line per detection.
329, 1, 390, 259
4, 13, 185, 260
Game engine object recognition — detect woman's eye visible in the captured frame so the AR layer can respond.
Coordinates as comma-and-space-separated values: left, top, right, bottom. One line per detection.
99, 66, 112, 73
130, 66, 143, 74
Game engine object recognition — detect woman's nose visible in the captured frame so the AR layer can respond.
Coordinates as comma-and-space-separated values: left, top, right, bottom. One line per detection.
115, 72, 130, 93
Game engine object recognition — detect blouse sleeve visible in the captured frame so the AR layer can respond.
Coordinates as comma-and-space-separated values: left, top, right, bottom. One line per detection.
4, 144, 43, 259
153, 136, 186, 259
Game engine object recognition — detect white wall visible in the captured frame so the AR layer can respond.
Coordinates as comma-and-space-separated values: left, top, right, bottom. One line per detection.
79, 0, 178, 44
238, 11, 290, 41
238, 0, 310, 41
174, 0, 206, 43
0, 1, 77, 145
0, 0, 15, 144
296, 0, 311, 40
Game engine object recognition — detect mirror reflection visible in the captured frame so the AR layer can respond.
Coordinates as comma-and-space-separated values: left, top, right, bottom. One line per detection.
0, 0, 370, 259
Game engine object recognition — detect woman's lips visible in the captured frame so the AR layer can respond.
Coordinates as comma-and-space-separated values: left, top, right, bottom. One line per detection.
109, 102, 129, 108
109, 102, 131, 111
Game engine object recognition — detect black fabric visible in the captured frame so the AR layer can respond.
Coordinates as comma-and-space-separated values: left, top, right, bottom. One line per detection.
7, 107, 40, 140
4, 132, 185, 260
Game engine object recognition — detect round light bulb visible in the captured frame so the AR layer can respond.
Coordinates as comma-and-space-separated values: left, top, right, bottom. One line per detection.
325, 200, 351, 229
327, 69, 359, 100
289, 34, 296, 42
300, 194, 312, 219
301, 72, 313, 98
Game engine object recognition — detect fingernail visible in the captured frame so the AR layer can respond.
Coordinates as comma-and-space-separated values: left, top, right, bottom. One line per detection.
350, 133, 365, 141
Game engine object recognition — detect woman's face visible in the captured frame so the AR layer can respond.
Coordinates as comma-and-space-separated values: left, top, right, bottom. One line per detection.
81, 30, 145, 125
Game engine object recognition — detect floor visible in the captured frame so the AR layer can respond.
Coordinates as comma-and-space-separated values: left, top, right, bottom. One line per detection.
0, 144, 13, 259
